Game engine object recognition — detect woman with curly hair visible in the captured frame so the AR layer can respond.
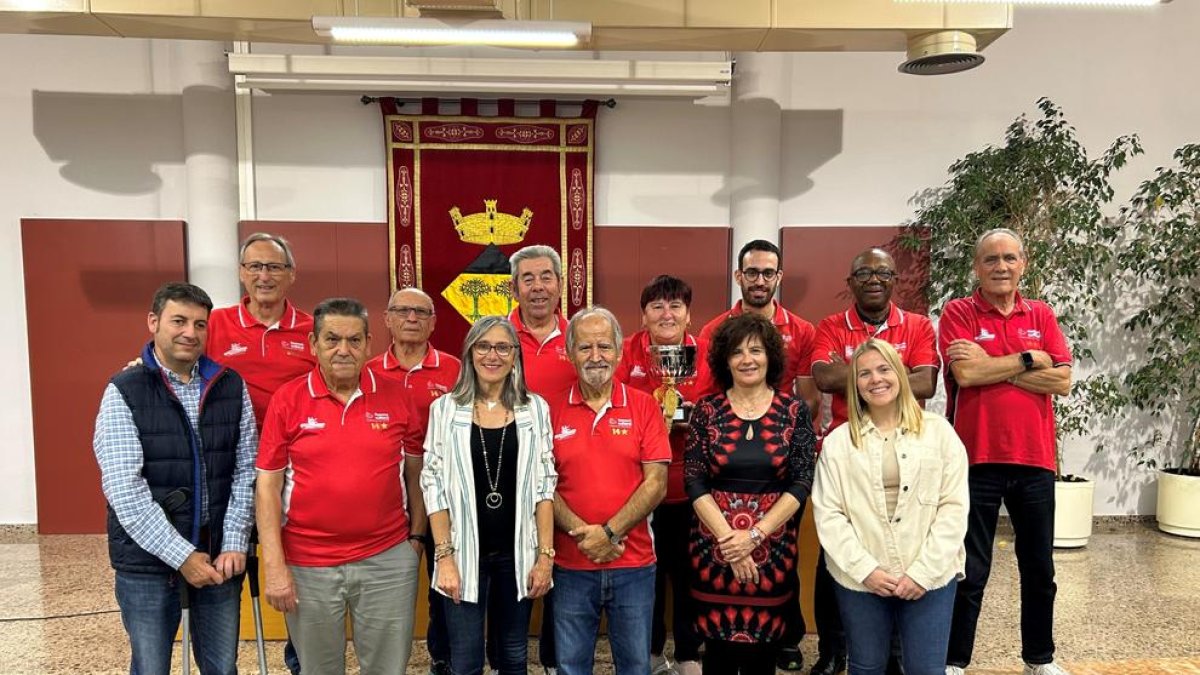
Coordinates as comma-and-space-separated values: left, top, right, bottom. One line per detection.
684, 313, 817, 674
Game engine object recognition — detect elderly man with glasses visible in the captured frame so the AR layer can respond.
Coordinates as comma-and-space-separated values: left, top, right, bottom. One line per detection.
366, 286, 461, 675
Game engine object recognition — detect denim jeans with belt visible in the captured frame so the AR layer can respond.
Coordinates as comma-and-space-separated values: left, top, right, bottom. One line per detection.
441, 552, 533, 675
115, 570, 244, 675
553, 564, 655, 675
947, 463, 1057, 667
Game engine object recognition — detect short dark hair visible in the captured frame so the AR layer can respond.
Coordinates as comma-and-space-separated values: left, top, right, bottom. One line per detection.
639, 275, 692, 310
151, 282, 213, 317
707, 313, 787, 391
313, 297, 369, 336
737, 239, 782, 270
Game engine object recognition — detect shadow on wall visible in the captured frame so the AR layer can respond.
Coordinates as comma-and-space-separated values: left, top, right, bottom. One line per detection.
31, 89, 188, 195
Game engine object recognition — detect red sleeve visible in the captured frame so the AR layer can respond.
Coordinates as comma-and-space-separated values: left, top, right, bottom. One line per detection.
638, 394, 672, 463
937, 298, 974, 367
256, 390, 291, 471
691, 339, 720, 398
614, 336, 637, 384
1038, 304, 1073, 366
907, 314, 940, 369
402, 390, 426, 457
792, 320, 817, 377
810, 316, 841, 368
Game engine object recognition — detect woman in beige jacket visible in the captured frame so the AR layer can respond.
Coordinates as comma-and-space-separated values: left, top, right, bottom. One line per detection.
813, 339, 969, 675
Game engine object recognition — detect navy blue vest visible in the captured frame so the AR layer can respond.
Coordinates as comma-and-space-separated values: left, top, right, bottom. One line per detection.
106, 343, 245, 574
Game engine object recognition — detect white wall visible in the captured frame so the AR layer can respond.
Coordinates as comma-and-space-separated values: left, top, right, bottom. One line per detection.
3, 1, 1197, 521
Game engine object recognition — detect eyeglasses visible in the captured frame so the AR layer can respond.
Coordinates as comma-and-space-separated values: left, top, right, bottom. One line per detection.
387, 306, 434, 320
473, 341, 515, 357
241, 262, 292, 275
851, 268, 897, 283
740, 268, 779, 282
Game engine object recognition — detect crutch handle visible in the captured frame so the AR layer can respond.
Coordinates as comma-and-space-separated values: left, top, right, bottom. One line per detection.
246, 550, 261, 597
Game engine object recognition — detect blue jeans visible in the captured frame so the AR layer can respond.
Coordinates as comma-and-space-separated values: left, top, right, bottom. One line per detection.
442, 553, 533, 675
834, 580, 957, 675
553, 565, 655, 675
114, 570, 244, 675
948, 464, 1057, 667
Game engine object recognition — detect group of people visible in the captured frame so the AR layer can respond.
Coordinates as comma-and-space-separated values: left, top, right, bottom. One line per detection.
93, 228, 1073, 675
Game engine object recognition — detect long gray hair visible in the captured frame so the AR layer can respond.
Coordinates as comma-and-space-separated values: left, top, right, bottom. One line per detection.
451, 315, 531, 409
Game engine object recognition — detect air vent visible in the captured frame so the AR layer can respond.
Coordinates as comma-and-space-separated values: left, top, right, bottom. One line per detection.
899, 31, 985, 76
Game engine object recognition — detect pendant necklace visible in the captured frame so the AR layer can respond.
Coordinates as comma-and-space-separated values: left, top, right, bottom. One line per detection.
731, 389, 772, 441
475, 406, 510, 510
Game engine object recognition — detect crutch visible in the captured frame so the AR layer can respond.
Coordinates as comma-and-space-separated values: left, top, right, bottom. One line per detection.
247, 527, 269, 674
158, 488, 193, 675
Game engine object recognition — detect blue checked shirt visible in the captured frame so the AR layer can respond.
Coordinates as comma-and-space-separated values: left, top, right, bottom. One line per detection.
93, 362, 259, 571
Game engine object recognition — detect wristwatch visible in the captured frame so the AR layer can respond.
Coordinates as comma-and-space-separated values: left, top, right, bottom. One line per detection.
1020, 351, 1035, 371
538, 546, 556, 559
602, 523, 622, 545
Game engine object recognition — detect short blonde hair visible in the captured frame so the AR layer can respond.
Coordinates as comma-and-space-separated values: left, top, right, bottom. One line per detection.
846, 339, 925, 449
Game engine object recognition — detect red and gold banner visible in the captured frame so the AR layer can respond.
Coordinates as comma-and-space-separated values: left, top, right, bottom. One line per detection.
382, 98, 597, 352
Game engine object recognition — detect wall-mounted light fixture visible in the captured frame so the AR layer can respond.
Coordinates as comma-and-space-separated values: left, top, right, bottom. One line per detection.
311, 16, 591, 48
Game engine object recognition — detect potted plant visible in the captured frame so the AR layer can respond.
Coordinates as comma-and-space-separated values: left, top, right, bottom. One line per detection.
1095, 144, 1200, 537
901, 98, 1142, 548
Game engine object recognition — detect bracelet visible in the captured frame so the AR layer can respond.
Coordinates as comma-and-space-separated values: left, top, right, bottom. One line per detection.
748, 526, 763, 545
409, 533, 430, 545
434, 546, 456, 562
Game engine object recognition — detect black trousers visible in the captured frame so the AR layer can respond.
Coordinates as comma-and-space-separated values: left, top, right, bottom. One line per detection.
947, 463, 1057, 667
814, 548, 846, 658
650, 501, 703, 662
703, 640, 781, 675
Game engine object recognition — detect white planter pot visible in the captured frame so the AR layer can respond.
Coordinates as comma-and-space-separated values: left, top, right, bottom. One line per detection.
1156, 469, 1200, 538
1053, 479, 1094, 548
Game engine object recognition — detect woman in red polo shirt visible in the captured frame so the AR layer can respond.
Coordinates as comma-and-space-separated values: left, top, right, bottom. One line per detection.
420, 316, 558, 675
683, 313, 817, 674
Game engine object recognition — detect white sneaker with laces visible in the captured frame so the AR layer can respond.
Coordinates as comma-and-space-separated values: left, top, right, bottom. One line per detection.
651, 654, 673, 675
946, 667, 966, 675
1023, 662, 1070, 675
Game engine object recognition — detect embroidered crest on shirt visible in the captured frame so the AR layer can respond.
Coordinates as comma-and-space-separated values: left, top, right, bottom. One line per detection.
630, 365, 646, 379
892, 341, 908, 352
975, 328, 996, 342
224, 343, 248, 357
300, 417, 326, 430
282, 340, 307, 351
610, 418, 633, 429
554, 425, 577, 441
1018, 329, 1042, 340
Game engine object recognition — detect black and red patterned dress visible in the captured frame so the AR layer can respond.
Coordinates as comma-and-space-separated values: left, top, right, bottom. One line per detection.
683, 390, 816, 644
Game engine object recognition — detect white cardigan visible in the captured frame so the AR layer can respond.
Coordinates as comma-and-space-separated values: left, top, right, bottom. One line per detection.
813, 411, 969, 594
420, 393, 557, 603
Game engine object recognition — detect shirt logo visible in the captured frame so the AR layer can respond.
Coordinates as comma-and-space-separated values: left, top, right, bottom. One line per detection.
300, 417, 326, 431
554, 425, 577, 441
224, 343, 248, 357
282, 340, 307, 351
975, 328, 996, 342
781, 334, 793, 343
844, 345, 855, 359
630, 365, 646, 378
1019, 329, 1042, 340
367, 411, 391, 423
610, 417, 633, 429
430, 383, 450, 394
892, 341, 908, 352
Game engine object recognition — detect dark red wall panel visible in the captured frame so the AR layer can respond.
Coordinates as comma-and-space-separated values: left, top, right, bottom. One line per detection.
23, 219, 188, 534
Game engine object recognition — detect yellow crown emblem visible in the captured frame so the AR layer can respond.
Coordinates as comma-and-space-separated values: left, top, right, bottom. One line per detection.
449, 199, 533, 246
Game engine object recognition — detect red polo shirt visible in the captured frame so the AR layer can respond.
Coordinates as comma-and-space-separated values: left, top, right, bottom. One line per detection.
938, 290, 1071, 472
509, 308, 577, 398
367, 344, 461, 449
811, 303, 938, 434
616, 331, 719, 504
257, 366, 421, 567
207, 298, 316, 428
549, 383, 671, 570
699, 301, 816, 391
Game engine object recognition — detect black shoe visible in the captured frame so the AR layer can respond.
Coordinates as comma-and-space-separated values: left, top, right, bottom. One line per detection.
777, 646, 805, 672
429, 662, 452, 675
809, 654, 847, 675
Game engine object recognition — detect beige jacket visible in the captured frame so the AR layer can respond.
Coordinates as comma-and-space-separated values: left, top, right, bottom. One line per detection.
813, 411, 969, 593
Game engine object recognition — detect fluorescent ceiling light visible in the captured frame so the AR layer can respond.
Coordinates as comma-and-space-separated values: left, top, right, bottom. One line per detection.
894, 0, 1163, 5
312, 17, 591, 48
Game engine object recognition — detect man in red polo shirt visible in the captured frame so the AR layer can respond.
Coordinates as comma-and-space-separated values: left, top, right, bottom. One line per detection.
366, 286, 459, 675
256, 298, 426, 675
807, 247, 939, 675
550, 307, 670, 675
939, 229, 1072, 675
207, 232, 316, 427
699, 238, 818, 671
700, 239, 819, 419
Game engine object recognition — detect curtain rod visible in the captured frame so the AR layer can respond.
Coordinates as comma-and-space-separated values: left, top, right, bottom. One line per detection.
360, 96, 616, 108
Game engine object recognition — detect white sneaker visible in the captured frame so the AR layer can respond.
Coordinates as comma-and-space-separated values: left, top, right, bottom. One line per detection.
675, 660, 702, 675
1024, 662, 1070, 675
650, 654, 673, 675
946, 667, 966, 675
544, 669, 557, 675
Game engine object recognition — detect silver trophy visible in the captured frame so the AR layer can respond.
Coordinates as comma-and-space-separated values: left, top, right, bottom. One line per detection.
649, 344, 698, 428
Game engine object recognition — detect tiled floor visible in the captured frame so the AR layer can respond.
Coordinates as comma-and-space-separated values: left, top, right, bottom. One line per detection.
1, 523, 1197, 674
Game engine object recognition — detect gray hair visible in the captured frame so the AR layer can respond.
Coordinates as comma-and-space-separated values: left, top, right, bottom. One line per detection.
391, 286, 434, 308
974, 228, 1025, 258
313, 297, 368, 336
566, 306, 623, 354
509, 245, 562, 285
451, 316, 531, 409
240, 232, 296, 268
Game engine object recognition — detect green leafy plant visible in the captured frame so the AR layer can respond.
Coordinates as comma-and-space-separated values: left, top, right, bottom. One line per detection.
900, 98, 1142, 476
1092, 144, 1200, 474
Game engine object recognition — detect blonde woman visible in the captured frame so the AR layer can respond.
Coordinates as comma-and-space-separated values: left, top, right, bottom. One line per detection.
812, 339, 968, 675
420, 316, 557, 675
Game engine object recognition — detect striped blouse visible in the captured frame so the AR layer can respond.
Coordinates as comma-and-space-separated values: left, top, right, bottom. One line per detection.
420, 393, 558, 603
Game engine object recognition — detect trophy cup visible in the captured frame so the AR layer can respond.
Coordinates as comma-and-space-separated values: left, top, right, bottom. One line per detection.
649, 344, 698, 429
